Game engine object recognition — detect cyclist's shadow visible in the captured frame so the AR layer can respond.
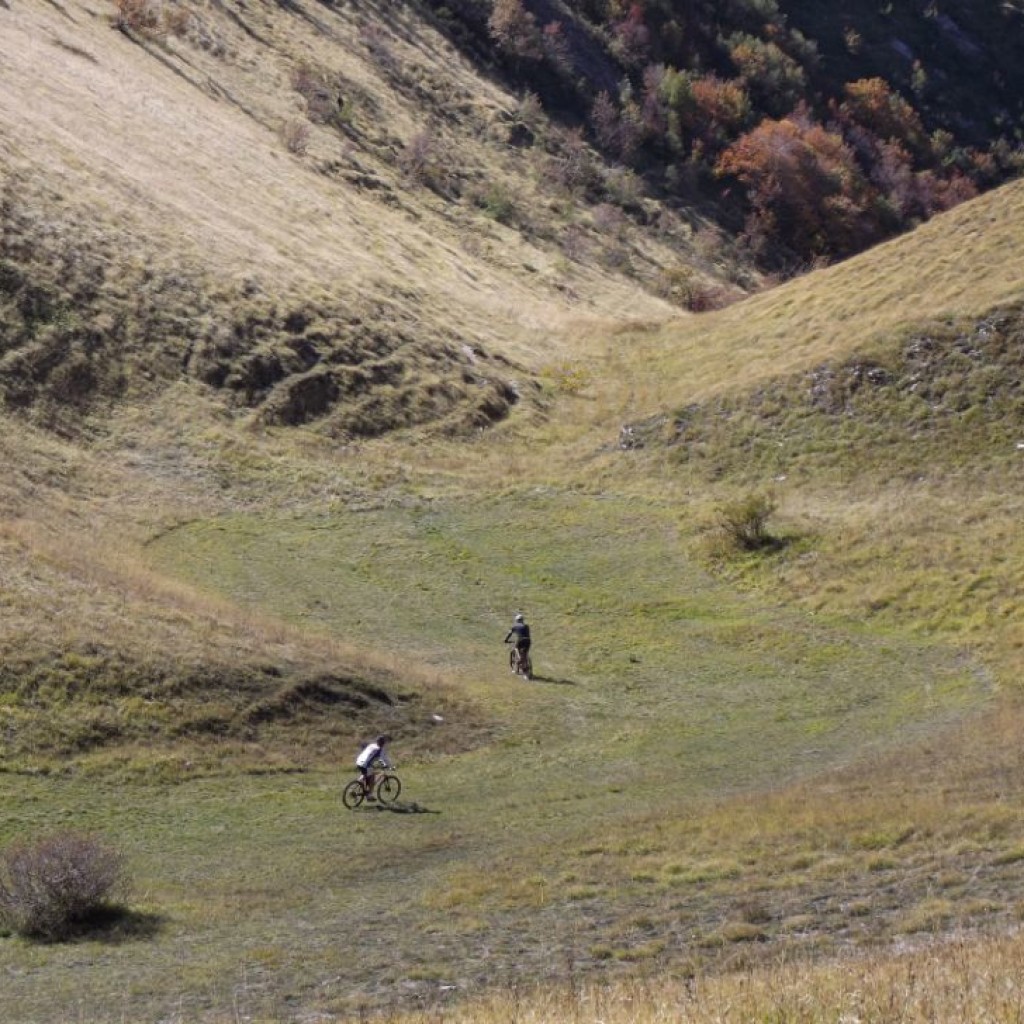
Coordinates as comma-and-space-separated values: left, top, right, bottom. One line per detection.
362, 800, 440, 814
529, 673, 577, 686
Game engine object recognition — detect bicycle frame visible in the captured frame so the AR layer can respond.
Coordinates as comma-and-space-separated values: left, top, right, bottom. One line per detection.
508, 643, 532, 678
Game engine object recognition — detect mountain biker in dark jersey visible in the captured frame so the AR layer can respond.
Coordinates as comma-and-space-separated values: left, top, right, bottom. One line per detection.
504, 613, 531, 670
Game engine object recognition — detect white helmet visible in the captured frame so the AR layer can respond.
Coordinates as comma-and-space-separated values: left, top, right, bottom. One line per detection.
514, 613, 524, 622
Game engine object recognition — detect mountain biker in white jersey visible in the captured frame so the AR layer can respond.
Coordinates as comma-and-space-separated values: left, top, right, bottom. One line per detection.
355, 734, 392, 801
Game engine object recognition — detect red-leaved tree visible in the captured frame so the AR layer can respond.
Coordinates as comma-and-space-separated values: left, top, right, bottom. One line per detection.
717, 108, 881, 261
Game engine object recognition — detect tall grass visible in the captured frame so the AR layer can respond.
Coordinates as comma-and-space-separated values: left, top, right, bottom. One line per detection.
386, 931, 1024, 1024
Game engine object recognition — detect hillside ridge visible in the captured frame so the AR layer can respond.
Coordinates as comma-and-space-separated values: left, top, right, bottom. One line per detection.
2, 0, 714, 437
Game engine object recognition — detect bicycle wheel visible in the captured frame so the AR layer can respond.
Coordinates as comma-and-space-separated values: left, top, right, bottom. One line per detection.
377, 774, 401, 804
342, 779, 366, 810
509, 648, 519, 673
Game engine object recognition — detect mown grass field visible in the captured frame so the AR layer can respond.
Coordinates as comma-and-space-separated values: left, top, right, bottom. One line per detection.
2, 440, 1021, 1021
4, 212, 1024, 1018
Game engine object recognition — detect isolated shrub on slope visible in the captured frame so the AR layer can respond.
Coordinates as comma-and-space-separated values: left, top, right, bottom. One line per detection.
0, 831, 130, 941
716, 492, 777, 552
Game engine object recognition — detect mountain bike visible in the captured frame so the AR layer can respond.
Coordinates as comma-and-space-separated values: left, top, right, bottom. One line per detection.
342, 766, 401, 809
508, 643, 532, 680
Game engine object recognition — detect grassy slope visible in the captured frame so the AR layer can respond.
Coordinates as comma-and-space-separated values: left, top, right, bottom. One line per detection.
3, 181, 1024, 1019
4, 0, 744, 450
2, 0, 1024, 1022
600, 179, 1024, 685
0, 0, 703, 766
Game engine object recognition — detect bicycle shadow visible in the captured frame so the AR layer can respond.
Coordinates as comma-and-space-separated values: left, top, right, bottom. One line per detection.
358, 800, 440, 815
529, 674, 577, 686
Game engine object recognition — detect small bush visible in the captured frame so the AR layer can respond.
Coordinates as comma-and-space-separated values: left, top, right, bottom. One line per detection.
292, 64, 353, 132
281, 119, 311, 156
655, 266, 735, 311
114, 0, 164, 35
545, 360, 591, 395
359, 23, 397, 73
716, 491, 777, 551
398, 129, 457, 197
0, 831, 130, 941
471, 182, 517, 224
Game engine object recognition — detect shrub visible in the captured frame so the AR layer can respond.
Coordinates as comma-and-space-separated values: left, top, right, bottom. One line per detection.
514, 91, 546, 137
592, 202, 626, 238
359, 23, 398, 72
292, 63, 345, 128
542, 127, 601, 198
655, 266, 734, 311
281, 119, 311, 156
544, 360, 591, 395
472, 182, 517, 224
398, 129, 457, 197
0, 831, 130, 941
716, 491, 777, 551
114, 0, 164, 36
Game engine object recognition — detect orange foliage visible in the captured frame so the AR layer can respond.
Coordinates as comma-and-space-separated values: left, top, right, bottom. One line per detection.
688, 75, 750, 146
717, 110, 880, 259
838, 78, 926, 152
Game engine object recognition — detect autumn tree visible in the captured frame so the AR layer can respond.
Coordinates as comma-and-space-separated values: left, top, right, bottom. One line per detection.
659, 69, 750, 155
489, 0, 541, 59
541, 20, 572, 73
726, 33, 806, 117
835, 79, 978, 225
611, 2, 651, 68
689, 74, 751, 150
836, 78, 926, 155
590, 90, 621, 151
717, 108, 881, 261
640, 63, 667, 137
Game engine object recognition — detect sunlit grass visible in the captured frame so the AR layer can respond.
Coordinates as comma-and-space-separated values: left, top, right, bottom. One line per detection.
381, 930, 1024, 1024
1, 7, 1024, 1017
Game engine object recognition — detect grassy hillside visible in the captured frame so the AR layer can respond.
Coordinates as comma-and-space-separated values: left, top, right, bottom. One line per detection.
0, 0, 715, 770
3, 0, 1024, 1021
1, 0, 744, 431
568, 177, 1024, 685
2, 184, 1024, 1020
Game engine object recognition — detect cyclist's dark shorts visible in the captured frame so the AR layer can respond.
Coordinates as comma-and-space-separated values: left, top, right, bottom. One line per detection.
517, 640, 531, 653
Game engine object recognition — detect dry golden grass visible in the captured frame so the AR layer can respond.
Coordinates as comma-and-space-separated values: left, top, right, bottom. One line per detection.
385, 931, 1024, 1024
560, 178, 1024, 425
0, 0, 682, 370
